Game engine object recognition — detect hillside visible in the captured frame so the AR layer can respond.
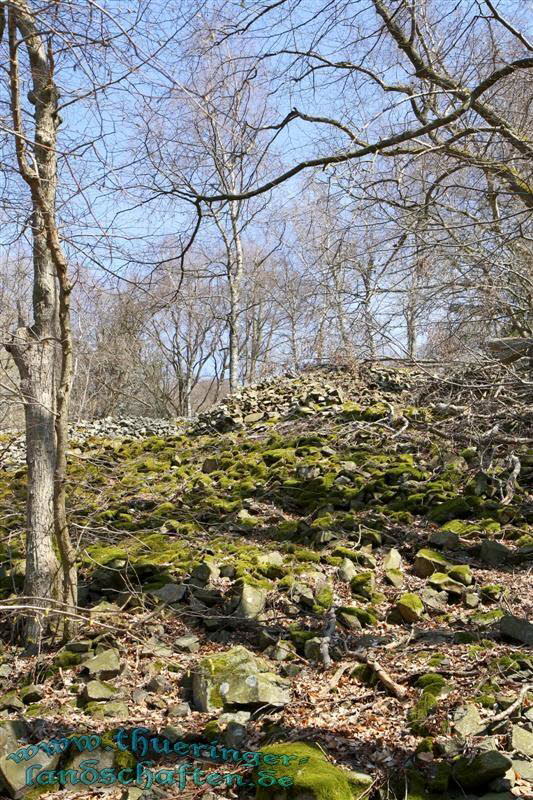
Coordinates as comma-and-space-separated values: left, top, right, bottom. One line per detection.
0, 362, 532, 800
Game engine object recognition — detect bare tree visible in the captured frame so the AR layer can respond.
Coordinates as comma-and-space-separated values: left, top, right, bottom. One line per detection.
1, 0, 76, 644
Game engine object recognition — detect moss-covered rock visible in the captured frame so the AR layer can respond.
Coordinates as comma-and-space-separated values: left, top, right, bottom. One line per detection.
254, 742, 373, 800
349, 571, 375, 600
413, 549, 449, 578
447, 564, 473, 586
395, 593, 424, 623
452, 750, 512, 790
192, 646, 291, 712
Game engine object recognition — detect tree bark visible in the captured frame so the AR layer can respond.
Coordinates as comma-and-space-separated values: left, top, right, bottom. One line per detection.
4, 0, 77, 645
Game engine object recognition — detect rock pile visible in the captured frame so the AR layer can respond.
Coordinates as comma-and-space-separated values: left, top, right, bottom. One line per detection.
0, 416, 186, 467
192, 363, 428, 434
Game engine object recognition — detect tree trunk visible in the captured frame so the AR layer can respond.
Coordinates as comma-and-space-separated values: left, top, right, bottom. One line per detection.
4, 1, 77, 645
228, 201, 243, 393
7, 325, 60, 645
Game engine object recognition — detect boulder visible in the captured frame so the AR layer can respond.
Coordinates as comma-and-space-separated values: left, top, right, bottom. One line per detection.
175, 634, 200, 653
511, 724, 533, 756
452, 750, 512, 791
192, 646, 291, 712
448, 564, 473, 586
453, 704, 485, 737
420, 586, 448, 612
384, 568, 404, 588
413, 549, 449, 578
191, 560, 220, 585
500, 614, 533, 646
383, 548, 402, 570
0, 719, 59, 799
350, 571, 375, 600
82, 648, 121, 679
151, 582, 186, 604
428, 572, 465, 596
84, 700, 129, 719
82, 680, 117, 702
338, 558, 358, 582
480, 540, 509, 567
395, 593, 424, 623
304, 638, 324, 662
231, 581, 268, 619
429, 530, 460, 549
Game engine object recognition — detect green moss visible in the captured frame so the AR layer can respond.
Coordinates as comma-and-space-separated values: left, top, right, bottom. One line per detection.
336, 606, 377, 628
470, 608, 504, 626
415, 674, 447, 696
263, 448, 296, 465
276, 520, 299, 538
349, 571, 375, 600
254, 742, 371, 800
428, 496, 482, 523
408, 691, 439, 735
313, 585, 333, 613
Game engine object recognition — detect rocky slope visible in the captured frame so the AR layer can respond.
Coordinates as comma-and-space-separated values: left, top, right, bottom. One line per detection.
0, 362, 532, 800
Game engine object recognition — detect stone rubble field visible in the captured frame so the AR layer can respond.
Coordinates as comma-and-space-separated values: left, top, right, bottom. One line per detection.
0, 362, 532, 800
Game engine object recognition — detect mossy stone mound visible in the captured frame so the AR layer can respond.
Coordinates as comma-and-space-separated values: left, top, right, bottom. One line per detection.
254, 742, 372, 800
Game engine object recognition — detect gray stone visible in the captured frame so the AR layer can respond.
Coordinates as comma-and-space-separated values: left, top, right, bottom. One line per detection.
512, 759, 533, 782
338, 557, 358, 582
232, 582, 267, 619
0, 693, 23, 712
191, 560, 220, 586
222, 721, 247, 749
269, 640, 296, 661
428, 572, 465, 596
488, 767, 516, 792
480, 540, 509, 566
83, 679, 117, 701
384, 568, 404, 588
151, 582, 186, 604
454, 704, 485, 737
448, 564, 473, 586
429, 530, 460, 549
82, 647, 121, 678
452, 750, 512, 791
167, 702, 191, 718
63, 746, 114, 786
413, 549, 449, 577
511, 724, 533, 756
257, 551, 284, 570
395, 593, 424, 623
304, 637, 324, 661
218, 710, 251, 726
420, 586, 448, 612
85, 699, 129, 719
175, 634, 200, 653
160, 725, 185, 742
192, 646, 291, 712
383, 548, 402, 570
19, 685, 43, 705
0, 720, 59, 798
500, 614, 533, 646
141, 638, 173, 657
145, 675, 172, 693
0, 665, 12, 679
465, 592, 480, 608
132, 689, 148, 704
64, 639, 93, 653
